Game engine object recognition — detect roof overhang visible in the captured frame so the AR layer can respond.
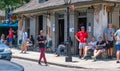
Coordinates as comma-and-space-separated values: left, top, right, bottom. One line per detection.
12, 0, 120, 14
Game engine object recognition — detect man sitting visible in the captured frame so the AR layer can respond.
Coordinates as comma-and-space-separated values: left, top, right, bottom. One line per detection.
81, 37, 97, 60
56, 42, 66, 57
92, 36, 106, 61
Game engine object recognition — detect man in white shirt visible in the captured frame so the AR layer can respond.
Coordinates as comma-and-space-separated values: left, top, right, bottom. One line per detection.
20, 29, 28, 53
81, 37, 97, 60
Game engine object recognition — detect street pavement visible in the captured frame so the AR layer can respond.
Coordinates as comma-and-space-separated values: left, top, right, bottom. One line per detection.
11, 48, 120, 69
12, 58, 120, 71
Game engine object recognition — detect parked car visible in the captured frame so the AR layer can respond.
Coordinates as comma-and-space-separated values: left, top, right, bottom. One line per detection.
0, 43, 12, 61
0, 60, 24, 71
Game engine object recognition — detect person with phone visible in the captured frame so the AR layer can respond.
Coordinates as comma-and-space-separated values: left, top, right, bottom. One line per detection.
91, 37, 106, 61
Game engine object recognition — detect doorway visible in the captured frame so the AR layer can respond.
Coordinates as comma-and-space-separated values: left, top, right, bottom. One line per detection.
38, 15, 43, 33
58, 19, 64, 44
25, 18, 30, 37
78, 18, 87, 31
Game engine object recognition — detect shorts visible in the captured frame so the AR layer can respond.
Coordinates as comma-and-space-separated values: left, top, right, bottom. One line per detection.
19, 39, 22, 44
9, 38, 13, 42
88, 46, 95, 50
106, 41, 113, 49
102, 49, 106, 52
116, 45, 120, 51
79, 43, 86, 49
22, 42, 27, 47
95, 49, 106, 52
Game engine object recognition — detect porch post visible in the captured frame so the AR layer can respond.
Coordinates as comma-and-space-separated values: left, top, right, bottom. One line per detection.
30, 16, 36, 39
69, 11, 77, 55
87, 7, 94, 41
50, 13, 58, 52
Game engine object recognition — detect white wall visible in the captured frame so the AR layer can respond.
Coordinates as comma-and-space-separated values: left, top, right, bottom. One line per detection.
94, 5, 108, 39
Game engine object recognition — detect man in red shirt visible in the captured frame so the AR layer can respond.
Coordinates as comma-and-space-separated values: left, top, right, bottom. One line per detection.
75, 26, 88, 58
9, 27, 14, 47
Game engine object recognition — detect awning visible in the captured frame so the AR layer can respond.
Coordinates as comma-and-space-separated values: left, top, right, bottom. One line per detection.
0, 22, 18, 28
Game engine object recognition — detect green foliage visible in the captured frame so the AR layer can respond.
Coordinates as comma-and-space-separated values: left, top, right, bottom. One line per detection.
0, 0, 30, 10
0, 0, 30, 18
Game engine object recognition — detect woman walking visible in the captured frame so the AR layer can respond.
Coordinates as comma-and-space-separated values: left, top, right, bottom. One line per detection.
37, 30, 48, 66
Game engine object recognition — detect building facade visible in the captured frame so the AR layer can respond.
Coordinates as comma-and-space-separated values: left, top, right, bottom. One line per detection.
13, 0, 120, 54
0, 10, 5, 23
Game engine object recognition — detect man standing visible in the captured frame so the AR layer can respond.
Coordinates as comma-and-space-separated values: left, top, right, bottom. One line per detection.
75, 26, 88, 58
104, 24, 115, 59
9, 27, 14, 47
37, 30, 48, 66
20, 29, 28, 53
114, 28, 120, 63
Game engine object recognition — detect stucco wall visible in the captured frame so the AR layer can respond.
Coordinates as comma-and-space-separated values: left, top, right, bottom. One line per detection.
94, 5, 108, 39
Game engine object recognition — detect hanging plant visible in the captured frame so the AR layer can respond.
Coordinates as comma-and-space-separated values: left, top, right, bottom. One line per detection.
106, 6, 111, 13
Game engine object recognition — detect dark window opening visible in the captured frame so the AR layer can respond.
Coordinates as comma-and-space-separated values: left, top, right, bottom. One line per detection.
78, 18, 87, 31
25, 18, 30, 37
58, 19, 64, 44
38, 15, 43, 33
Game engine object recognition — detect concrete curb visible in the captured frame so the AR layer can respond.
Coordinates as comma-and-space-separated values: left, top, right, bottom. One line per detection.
12, 56, 87, 69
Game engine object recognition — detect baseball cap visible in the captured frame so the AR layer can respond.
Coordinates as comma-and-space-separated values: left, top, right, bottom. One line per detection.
81, 26, 85, 29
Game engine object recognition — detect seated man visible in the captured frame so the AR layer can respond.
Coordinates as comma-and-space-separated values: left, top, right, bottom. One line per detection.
92, 36, 106, 61
81, 37, 97, 60
56, 42, 66, 57
0, 34, 7, 44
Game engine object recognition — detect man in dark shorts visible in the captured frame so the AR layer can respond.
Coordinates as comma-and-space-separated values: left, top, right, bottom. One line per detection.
92, 37, 106, 61
104, 24, 115, 59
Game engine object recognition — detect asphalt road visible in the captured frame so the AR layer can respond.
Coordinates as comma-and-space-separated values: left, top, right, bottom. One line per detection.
11, 58, 120, 71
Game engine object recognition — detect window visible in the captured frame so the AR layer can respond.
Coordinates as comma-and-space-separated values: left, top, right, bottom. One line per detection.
39, 0, 48, 3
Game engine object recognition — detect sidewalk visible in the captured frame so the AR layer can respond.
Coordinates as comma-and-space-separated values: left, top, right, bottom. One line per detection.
11, 48, 120, 69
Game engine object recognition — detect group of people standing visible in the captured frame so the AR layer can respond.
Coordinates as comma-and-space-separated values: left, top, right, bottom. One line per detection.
0, 27, 16, 47
20, 29, 34, 53
75, 24, 120, 63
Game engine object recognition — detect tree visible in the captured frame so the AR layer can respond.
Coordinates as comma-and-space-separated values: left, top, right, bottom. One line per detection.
0, 0, 30, 9
0, 0, 30, 18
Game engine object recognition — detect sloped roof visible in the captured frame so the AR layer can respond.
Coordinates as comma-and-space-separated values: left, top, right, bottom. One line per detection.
13, 0, 120, 14
12, 0, 93, 14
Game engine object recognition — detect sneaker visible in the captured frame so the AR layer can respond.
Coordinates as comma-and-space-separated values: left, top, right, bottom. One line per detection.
23, 52, 27, 54
109, 56, 112, 59
91, 56, 96, 61
56, 54, 60, 57
20, 51, 23, 53
79, 55, 82, 59
81, 57, 84, 60
116, 61, 119, 63
38, 62, 42, 65
45, 63, 48, 66
107, 56, 110, 59
81, 56, 87, 60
